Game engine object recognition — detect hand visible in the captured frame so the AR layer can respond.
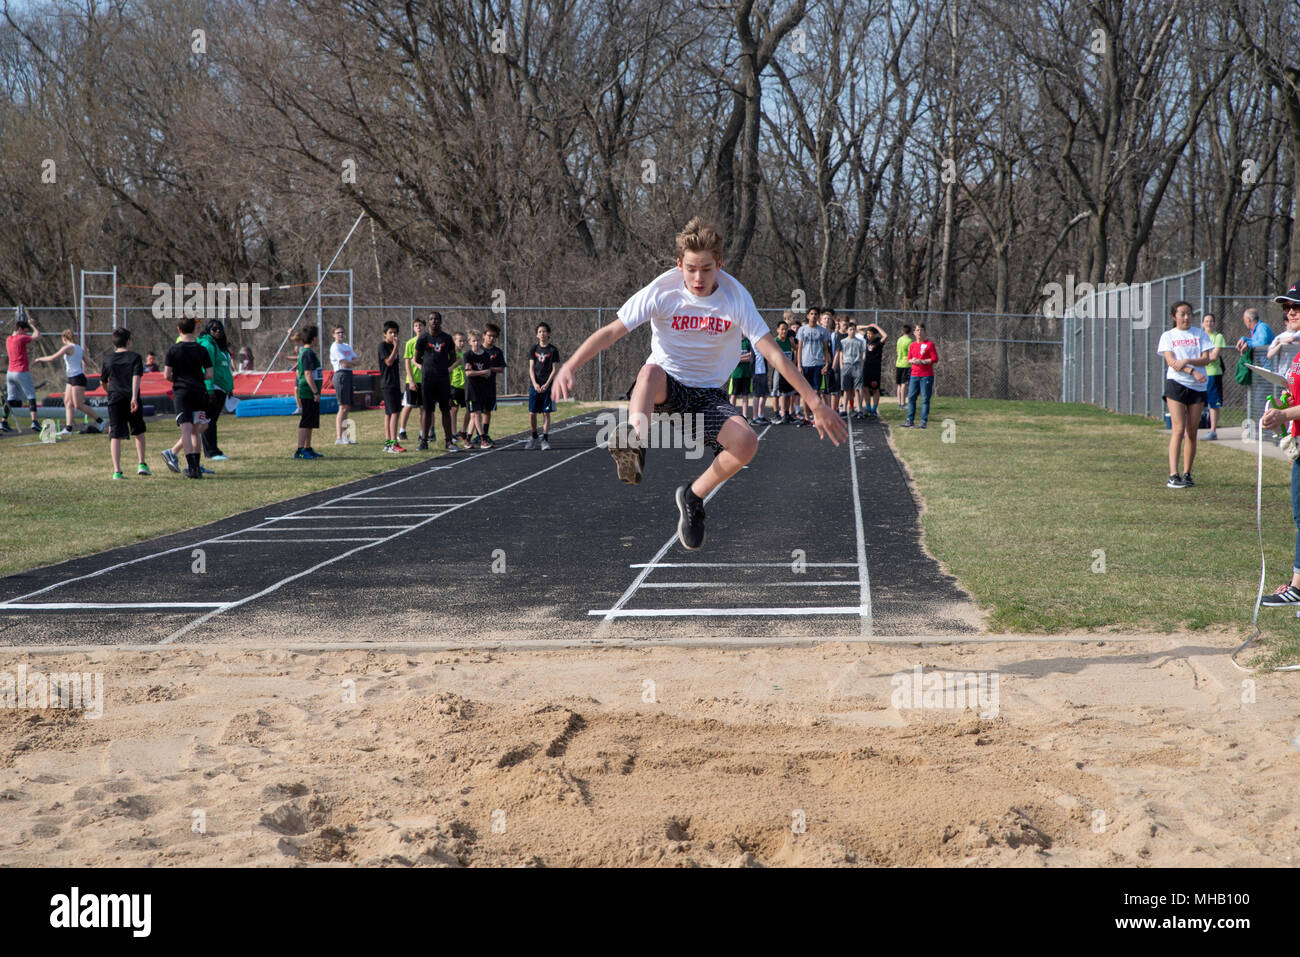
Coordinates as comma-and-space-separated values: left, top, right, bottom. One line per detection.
808, 397, 848, 446
130, 399, 139, 412
553, 364, 576, 400
1192, 370, 1206, 383
1261, 408, 1285, 431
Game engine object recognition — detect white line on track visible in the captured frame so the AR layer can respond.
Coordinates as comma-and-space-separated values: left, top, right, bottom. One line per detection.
158, 442, 601, 643
596, 424, 773, 631
589, 606, 862, 618
0, 413, 600, 608
0, 601, 232, 610
638, 581, 858, 588
845, 413, 873, 637
630, 562, 858, 568
207, 537, 385, 544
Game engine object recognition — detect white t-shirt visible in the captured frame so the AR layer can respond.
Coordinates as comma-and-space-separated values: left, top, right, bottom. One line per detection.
1157, 326, 1212, 390
63, 343, 85, 378
329, 341, 357, 372
618, 268, 771, 388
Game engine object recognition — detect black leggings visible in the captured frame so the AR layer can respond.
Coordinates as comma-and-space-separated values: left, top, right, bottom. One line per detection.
203, 390, 227, 456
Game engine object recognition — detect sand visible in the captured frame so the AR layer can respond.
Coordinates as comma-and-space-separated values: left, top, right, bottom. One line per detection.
1, 635, 1296, 867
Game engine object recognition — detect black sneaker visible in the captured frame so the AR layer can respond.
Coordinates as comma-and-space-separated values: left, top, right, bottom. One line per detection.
398, 430, 407, 441
1166, 474, 1186, 488
1262, 585, 1300, 607
675, 486, 706, 550
1181, 472, 1194, 487
602, 421, 645, 484
417, 438, 429, 451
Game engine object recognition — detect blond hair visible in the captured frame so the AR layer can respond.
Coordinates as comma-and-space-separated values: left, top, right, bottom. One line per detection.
675, 217, 724, 261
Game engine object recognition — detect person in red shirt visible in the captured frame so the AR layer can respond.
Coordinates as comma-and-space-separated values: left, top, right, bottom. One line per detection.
5, 315, 42, 432
902, 323, 938, 428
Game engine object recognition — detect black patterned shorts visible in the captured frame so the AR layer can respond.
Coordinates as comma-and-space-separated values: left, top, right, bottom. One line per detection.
628, 373, 748, 454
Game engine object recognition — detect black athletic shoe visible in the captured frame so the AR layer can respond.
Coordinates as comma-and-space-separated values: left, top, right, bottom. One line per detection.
602, 421, 645, 484
1166, 474, 1186, 488
1181, 472, 1194, 487
1262, 585, 1300, 607
675, 486, 706, 550
417, 438, 429, 451
398, 430, 407, 441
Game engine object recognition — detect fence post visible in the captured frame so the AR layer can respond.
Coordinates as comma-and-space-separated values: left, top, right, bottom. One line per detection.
966, 312, 971, 398
596, 307, 602, 402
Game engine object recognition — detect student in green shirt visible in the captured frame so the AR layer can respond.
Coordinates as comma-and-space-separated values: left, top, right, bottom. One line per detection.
1201, 314, 1227, 440
895, 325, 914, 410
400, 316, 424, 442
450, 331, 470, 442
198, 319, 235, 460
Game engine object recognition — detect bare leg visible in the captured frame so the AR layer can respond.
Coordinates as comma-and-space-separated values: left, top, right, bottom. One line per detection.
110, 437, 122, 472
1167, 401, 1186, 475
1184, 402, 1202, 473
689, 416, 758, 499
628, 364, 669, 445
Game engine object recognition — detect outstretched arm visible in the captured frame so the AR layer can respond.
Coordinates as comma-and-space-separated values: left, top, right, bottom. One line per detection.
552, 318, 629, 400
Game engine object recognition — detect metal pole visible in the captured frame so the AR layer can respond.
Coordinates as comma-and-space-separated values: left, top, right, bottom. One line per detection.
503, 303, 509, 395
596, 308, 603, 402
79, 269, 86, 351
111, 266, 118, 332
348, 268, 354, 347
316, 263, 322, 333
966, 312, 971, 398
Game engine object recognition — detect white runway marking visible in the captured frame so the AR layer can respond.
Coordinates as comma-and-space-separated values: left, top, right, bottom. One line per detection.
596, 425, 773, 630
845, 413, 873, 637
638, 581, 858, 588
0, 601, 232, 611
589, 606, 862, 618
210, 537, 385, 544
630, 562, 858, 568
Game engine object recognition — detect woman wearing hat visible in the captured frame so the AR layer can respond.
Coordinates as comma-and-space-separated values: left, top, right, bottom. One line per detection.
1255, 284, 1300, 606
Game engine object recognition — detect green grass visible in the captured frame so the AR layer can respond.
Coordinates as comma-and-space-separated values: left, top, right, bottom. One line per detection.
881, 396, 1299, 666
0, 403, 585, 579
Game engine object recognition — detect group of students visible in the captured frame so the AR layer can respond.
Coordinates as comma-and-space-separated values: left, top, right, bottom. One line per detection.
375, 312, 561, 454
718, 306, 940, 428
2, 314, 235, 480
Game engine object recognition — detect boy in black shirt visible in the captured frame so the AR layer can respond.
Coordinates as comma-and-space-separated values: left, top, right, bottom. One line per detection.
100, 327, 150, 479
378, 321, 405, 453
163, 316, 213, 479
462, 330, 495, 448
526, 321, 560, 450
413, 310, 462, 451
479, 322, 506, 445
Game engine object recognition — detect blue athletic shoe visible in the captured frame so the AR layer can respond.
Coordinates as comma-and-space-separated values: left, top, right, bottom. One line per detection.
161, 449, 180, 473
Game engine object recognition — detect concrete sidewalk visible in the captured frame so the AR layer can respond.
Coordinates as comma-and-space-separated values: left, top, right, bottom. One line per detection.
1191, 426, 1291, 462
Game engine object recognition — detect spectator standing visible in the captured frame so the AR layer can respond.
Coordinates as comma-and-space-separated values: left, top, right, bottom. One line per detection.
378, 321, 406, 453
1200, 314, 1227, 440
895, 324, 914, 409
329, 325, 357, 445
100, 327, 150, 479
400, 316, 424, 443
143, 352, 160, 373
796, 313, 832, 427
163, 317, 213, 478
1237, 307, 1276, 437
293, 325, 324, 459
861, 323, 888, 417
5, 315, 41, 432
198, 319, 234, 460
772, 317, 796, 423
1255, 284, 1300, 605
236, 347, 253, 372
1159, 301, 1213, 488
413, 311, 461, 451
903, 323, 938, 428
527, 322, 560, 449
837, 325, 865, 418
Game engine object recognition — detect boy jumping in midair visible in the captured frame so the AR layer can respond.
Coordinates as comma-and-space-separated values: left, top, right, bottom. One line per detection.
553, 217, 847, 549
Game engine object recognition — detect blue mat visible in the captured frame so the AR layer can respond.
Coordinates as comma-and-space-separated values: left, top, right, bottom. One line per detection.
236, 396, 338, 417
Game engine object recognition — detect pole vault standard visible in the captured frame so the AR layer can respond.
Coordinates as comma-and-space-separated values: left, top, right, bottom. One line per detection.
251, 211, 367, 396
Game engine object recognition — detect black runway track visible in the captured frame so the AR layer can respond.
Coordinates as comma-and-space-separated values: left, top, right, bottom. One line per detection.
0, 411, 980, 645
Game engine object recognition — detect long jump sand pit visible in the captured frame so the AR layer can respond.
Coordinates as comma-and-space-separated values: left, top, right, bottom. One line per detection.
0, 635, 1295, 867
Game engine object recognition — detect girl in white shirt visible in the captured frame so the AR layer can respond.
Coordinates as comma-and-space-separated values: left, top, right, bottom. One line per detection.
34, 329, 105, 434
329, 326, 357, 445
1157, 302, 1213, 489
